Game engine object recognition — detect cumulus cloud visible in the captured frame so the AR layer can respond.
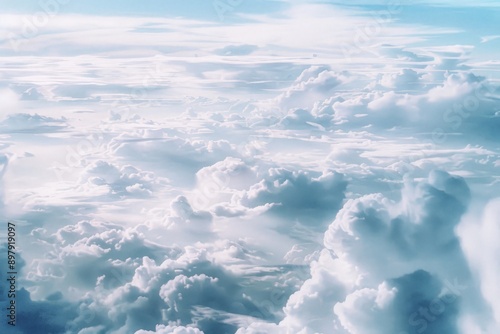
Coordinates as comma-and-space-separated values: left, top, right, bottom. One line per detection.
378, 68, 422, 91
139, 195, 216, 246
14, 288, 79, 334
191, 157, 258, 210
97, 247, 270, 333
328, 69, 500, 140
136, 325, 205, 334
276, 66, 347, 111
214, 45, 258, 56
109, 131, 239, 186
239, 168, 347, 226
335, 270, 460, 334
20, 87, 48, 101
26, 219, 277, 334
459, 198, 500, 332
236, 171, 477, 334
324, 170, 471, 281
27, 219, 168, 301
77, 160, 168, 199
278, 108, 332, 130
162, 195, 215, 240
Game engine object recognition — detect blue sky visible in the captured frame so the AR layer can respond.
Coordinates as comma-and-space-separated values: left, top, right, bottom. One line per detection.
0, 0, 289, 20
0, 1, 499, 334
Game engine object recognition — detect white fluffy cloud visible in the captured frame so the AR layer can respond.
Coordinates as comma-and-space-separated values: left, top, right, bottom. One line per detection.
26, 221, 280, 334
268, 64, 499, 141
334, 270, 461, 334
276, 67, 347, 111
77, 160, 168, 199
324, 170, 471, 282
235, 171, 479, 334
238, 168, 347, 226
109, 130, 240, 186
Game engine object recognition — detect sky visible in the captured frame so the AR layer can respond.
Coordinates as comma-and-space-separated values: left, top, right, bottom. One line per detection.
0, 1, 499, 333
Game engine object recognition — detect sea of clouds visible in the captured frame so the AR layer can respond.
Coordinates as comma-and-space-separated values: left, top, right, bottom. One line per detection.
0, 1, 499, 333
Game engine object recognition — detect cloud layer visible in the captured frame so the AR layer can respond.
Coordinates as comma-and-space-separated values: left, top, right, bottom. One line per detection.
1, 1, 499, 334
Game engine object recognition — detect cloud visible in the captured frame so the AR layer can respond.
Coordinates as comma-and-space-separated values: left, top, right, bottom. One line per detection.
329, 70, 500, 140
162, 196, 215, 240
324, 170, 471, 282
159, 273, 259, 332
1, 247, 74, 334
279, 249, 350, 333
480, 35, 500, 43
475, 200, 500, 323
276, 66, 346, 111
0, 88, 19, 117
459, 198, 500, 332
26, 221, 276, 334
2, 2, 500, 333
378, 68, 422, 91
20, 87, 47, 101
0, 113, 68, 133
27, 219, 167, 300
240, 171, 476, 334
0, 154, 8, 212
77, 160, 168, 199
96, 246, 269, 333
278, 108, 332, 130
14, 288, 79, 334
214, 45, 258, 56
239, 168, 347, 226
24, 195, 300, 333
110, 132, 239, 186
335, 270, 460, 334
191, 157, 258, 210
